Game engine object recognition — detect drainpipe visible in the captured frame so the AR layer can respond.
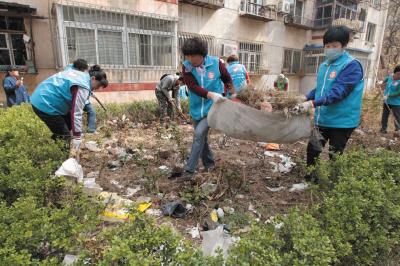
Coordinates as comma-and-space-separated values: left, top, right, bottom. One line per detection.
372, 0, 389, 86
29, 16, 37, 73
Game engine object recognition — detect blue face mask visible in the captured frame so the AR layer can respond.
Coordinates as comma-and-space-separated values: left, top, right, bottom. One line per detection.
324, 48, 344, 62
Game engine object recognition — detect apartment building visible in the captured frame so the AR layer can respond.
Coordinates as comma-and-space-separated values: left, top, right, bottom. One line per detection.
0, 0, 388, 103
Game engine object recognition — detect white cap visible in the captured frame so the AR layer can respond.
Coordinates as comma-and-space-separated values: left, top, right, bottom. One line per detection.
279, 74, 285, 79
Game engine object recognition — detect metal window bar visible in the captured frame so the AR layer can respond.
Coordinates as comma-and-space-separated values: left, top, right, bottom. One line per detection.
58, 2, 177, 70
238, 42, 262, 73
240, 0, 275, 20
178, 33, 217, 61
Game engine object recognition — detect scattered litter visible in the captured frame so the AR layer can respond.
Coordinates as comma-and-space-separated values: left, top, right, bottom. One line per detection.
125, 186, 142, 197
223, 206, 235, 215
143, 155, 155, 161
85, 141, 101, 152
162, 202, 187, 218
289, 182, 309, 192
216, 208, 225, 219
275, 222, 284, 229
185, 203, 194, 213
86, 171, 99, 179
266, 186, 285, 192
389, 139, 397, 146
107, 161, 120, 171
248, 203, 261, 218
201, 182, 218, 196
186, 225, 200, 239
99, 192, 133, 222
210, 209, 219, 222
136, 196, 152, 204
202, 217, 220, 231
278, 155, 296, 173
264, 176, 272, 180
110, 179, 124, 189
201, 225, 238, 259
266, 143, 280, 151
83, 178, 103, 195
62, 254, 78, 265
354, 129, 366, 136
264, 151, 279, 157
145, 208, 162, 217
235, 194, 245, 199
235, 226, 251, 234
161, 134, 173, 140
55, 158, 84, 183
159, 165, 169, 171
137, 202, 152, 213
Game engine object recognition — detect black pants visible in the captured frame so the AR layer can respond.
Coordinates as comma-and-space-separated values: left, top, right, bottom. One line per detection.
32, 105, 72, 141
381, 103, 400, 132
306, 126, 355, 167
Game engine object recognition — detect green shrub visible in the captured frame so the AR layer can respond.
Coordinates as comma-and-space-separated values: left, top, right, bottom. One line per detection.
80, 214, 223, 266
227, 211, 336, 266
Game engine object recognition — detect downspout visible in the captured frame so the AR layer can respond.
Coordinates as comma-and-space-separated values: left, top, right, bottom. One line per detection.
373, 0, 389, 85
29, 16, 37, 72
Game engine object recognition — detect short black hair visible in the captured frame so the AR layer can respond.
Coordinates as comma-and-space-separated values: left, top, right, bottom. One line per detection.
5, 65, 17, 76
394, 65, 400, 74
227, 55, 239, 63
323, 26, 350, 47
89, 65, 108, 88
73, 58, 89, 71
181, 37, 208, 57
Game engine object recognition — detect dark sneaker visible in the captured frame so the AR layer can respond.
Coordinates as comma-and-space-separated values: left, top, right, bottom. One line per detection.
380, 129, 388, 134
176, 171, 195, 182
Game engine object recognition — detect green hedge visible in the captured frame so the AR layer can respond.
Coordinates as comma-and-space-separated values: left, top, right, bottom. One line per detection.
228, 150, 400, 266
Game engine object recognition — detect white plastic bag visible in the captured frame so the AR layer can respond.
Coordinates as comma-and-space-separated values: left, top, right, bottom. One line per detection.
208, 99, 312, 144
201, 226, 237, 259
55, 158, 84, 183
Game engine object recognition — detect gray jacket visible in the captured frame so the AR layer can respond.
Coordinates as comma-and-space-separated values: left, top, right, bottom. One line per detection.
156, 74, 180, 108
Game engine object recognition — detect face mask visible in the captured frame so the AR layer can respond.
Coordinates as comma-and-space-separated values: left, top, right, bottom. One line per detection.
324, 48, 344, 62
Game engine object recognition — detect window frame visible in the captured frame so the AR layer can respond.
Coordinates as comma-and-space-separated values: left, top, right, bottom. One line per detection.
238, 41, 262, 74
282, 48, 302, 75
0, 32, 28, 68
365, 22, 376, 43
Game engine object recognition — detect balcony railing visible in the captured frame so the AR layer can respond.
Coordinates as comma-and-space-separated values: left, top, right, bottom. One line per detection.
284, 14, 315, 30
179, 0, 224, 9
239, 0, 276, 22
332, 18, 362, 32
313, 17, 333, 28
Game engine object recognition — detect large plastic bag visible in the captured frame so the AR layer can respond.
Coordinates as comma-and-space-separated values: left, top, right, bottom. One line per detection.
55, 158, 84, 183
207, 99, 311, 144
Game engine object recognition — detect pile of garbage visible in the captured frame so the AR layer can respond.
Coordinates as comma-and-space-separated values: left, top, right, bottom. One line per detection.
236, 85, 302, 111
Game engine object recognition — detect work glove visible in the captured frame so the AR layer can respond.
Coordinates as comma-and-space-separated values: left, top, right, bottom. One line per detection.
376, 80, 384, 85
383, 95, 388, 101
293, 101, 314, 114
208, 92, 223, 102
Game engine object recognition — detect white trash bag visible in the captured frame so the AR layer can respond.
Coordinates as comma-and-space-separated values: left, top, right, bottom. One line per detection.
208, 99, 312, 144
55, 158, 84, 183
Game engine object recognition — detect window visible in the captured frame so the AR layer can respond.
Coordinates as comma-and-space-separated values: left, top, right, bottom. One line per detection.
0, 33, 27, 67
315, 5, 333, 27
302, 49, 324, 74
283, 49, 302, 74
0, 16, 24, 31
365, 23, 376, 42
61, 5, 176, 68
238, 42, 262, 73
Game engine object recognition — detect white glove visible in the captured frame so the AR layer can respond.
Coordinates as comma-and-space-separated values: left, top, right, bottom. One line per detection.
208, 92, 223, 102
71, 138, 82, 151
383, 95, 388, 101
293, 101, 314, 114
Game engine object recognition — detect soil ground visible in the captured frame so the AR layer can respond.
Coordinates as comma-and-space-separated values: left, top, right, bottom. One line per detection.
79, 97, 400, 243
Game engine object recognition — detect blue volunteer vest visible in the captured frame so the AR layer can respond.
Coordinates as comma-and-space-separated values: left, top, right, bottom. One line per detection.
31, 68, 91, 115
183, 56, 224, 121
314, 51, 364, 128
227, 61, 247, 93
383, 76, 400, 106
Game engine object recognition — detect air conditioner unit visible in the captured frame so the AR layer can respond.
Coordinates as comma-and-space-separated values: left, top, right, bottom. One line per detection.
278, 0, 291, 13
221, 44, 238, 57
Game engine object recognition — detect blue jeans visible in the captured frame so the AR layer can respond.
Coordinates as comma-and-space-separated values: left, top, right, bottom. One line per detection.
84, 102, 96, 133
185, 117, 214, 173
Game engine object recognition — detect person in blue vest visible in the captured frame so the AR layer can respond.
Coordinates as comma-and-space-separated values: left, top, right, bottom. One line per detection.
294, 26, 364, 182
179, 37, 235, 181
379, 65, 400, 135
2, 66, 30, 107
31, 59, 108, 152
226, 54, 250, 96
